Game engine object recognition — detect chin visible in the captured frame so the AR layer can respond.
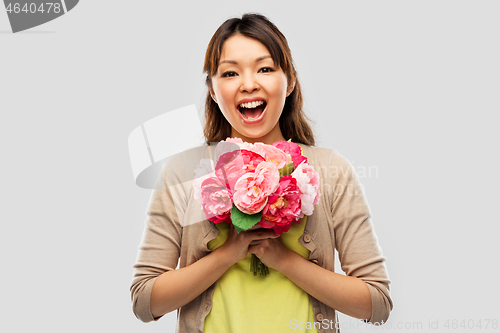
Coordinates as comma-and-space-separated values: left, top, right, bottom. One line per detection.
238, 129, 270, 140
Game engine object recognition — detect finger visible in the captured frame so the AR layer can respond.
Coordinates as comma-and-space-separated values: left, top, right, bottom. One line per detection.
248, 224, 263, 231
247, 229, 279, 241
248, 243, 271, 256
249, 239, 264, 246
248, 244, 262, 255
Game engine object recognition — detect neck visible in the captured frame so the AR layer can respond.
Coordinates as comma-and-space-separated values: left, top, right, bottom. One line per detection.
231, 128, 286, 145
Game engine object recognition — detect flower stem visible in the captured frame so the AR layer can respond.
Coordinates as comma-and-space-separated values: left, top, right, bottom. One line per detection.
250, 254, 269, 277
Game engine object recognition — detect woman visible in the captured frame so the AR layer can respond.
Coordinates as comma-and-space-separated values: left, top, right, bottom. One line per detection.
130, 13, 393, 332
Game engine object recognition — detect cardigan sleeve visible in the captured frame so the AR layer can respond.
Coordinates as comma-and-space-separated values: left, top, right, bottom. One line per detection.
329, 152, 393, 324
130, 160, 184, 323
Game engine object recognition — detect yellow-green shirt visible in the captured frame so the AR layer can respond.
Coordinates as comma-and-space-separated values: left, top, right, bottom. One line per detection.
204, 216, 319, 333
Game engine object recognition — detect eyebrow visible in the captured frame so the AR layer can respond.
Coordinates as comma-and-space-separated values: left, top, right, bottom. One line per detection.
219, 55, 272, 65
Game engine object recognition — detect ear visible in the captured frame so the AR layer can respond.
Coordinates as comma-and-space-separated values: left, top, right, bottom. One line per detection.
286, 79, 296, 97
210, 89, 218, 104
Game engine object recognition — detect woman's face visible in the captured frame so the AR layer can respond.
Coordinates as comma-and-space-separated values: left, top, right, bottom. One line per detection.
210, 34, 293, 144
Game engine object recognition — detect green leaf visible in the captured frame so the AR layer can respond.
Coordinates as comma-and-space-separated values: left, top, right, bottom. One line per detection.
230, 204, 262, 233
279, 162, 294, 177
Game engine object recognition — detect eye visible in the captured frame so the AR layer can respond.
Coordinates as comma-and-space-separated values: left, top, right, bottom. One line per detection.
259, 67, 274, 73
221, 71, 237, 77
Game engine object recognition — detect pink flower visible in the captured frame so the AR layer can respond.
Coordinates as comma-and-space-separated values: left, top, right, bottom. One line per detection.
223, 137, 254, 150
272, 140, 308, 169
215, 138, 254, 162
259, 175, 302, 235
291, 162, 321, 218
233, 161, 280, 214
251, 142, 291, 169
215, 149, 265, 195
197, 176, 233, 221
193, 158, 216, 203
217, 138, 290, 169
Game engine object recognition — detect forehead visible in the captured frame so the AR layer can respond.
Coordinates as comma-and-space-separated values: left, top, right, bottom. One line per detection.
219, 34, 272, 63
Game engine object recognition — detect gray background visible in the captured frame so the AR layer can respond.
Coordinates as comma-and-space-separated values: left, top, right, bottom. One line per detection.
1, 1, 499, 332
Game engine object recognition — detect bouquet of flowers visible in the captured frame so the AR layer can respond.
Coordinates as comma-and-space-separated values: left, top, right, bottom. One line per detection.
193, 137, 320, 276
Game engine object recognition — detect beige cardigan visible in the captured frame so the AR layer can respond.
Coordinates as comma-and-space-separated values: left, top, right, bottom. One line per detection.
130, 143, 393, 332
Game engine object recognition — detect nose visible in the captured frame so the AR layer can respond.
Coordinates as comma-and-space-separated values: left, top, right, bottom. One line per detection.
239, 72, 259, 93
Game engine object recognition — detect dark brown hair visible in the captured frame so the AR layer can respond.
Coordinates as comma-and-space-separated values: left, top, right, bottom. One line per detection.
203, 13, 316, 146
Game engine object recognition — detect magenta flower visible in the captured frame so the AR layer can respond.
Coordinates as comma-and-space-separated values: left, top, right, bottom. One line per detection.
209, 210, 231, 224
260, 175, 301, 235
272, 140, 308, 169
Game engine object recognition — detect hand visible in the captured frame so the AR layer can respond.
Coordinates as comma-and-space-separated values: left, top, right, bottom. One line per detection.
217, 224, 280, 266
248, 236, 292, 272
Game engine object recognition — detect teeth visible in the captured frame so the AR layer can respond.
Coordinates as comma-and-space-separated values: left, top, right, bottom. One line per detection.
239, 100, 264, 109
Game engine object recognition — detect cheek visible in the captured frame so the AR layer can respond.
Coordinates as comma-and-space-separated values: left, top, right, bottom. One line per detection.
274, 75, 288, 93
214, 82, 236, 106
269, 77, 289, 102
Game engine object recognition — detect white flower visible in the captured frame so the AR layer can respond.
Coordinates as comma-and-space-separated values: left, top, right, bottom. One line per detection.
291, 162, 321, 218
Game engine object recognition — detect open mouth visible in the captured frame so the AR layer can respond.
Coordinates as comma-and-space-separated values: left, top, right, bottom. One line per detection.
237, 101, 267, 120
